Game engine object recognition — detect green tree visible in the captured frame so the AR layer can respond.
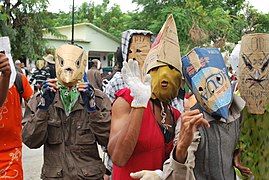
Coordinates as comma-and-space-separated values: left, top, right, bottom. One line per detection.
0, 0, 55, 60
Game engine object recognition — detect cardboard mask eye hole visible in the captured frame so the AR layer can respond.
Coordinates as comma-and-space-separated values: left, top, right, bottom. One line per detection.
216, 76, 221, 82
136, 49, 142, 53
199, 87, 203, 92
76, 59, 80, 68
59, 57, 64, 66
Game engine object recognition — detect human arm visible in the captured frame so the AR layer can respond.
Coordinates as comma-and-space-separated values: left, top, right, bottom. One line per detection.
22, 78, 58, 148
162, 99, 210, 180
174, 99, 209, 163
233, 112, 252, 177
22, 93, 50, 148
0, 53, 11, 107
107, 59, 151, 167
107, 97, 145, 167
88, 89, 111, 146
162, 131, 200, 180
233, 148, 252, 177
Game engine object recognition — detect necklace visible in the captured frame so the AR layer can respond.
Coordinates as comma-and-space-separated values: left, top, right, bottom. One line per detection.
160, 101, 172, 133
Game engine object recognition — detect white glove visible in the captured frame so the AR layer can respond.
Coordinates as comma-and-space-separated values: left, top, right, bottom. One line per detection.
130, 170, 162, 180
122, 59, 151, 108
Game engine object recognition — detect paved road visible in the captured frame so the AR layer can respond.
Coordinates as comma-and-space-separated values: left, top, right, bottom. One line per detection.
22, 144, 43, 180
22, 144, 105, 180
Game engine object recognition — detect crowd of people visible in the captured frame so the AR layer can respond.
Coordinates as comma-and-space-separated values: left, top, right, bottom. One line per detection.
1, 14, 269, 180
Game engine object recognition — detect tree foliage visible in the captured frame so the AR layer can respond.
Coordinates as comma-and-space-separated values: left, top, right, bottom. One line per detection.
0, 0, 268, 60
0, 0, 55, 60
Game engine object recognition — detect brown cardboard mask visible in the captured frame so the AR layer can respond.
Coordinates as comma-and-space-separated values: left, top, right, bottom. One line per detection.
55, 44, 87, 87
142, 14, 182, 80
128, 34, 151, 75
36, 60, 45, 70
238, 33, 269, 114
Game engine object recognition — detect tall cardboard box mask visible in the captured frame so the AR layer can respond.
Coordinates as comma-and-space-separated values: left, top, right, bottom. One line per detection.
238, 33, 269, 114
142, 14, 182, 80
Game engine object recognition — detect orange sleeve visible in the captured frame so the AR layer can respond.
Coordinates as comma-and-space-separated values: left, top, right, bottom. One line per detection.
21, 73, 34, 100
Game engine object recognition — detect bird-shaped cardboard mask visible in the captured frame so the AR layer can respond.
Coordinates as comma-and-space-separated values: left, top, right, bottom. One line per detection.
55, 44, 87, 87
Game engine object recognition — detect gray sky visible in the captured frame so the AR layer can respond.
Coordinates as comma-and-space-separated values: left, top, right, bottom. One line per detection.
48, 0, 268, 14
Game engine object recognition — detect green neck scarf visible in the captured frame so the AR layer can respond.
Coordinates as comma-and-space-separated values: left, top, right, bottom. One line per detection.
57, 82, 80, 115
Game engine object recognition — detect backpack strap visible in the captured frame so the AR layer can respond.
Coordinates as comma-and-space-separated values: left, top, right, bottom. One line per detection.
14, 73, 24, 104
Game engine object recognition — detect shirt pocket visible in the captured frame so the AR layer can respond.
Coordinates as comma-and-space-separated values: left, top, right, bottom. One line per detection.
79, 161, 105, 180
41, 165, 63, 179
47, 118, 62, 144
76, 122, 96, 145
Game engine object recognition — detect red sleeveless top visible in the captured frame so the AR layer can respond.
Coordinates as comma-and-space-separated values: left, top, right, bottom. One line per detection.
112, 88, 181, 180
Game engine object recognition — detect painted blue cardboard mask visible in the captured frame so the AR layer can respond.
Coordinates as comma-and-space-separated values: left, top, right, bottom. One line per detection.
182, 48, 232, 120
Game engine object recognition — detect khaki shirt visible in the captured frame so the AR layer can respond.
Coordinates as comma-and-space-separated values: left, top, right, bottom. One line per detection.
162, 94, 245, 180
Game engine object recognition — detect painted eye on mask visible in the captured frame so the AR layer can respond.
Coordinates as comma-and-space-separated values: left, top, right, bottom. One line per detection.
216, 75, 223, 84
58, 56, 64, 67
151, 67, 159, 72
136, 49, 142, 53
168, 65, 174, 70
261, 57, 269, 72
75, 54, 83, 68
242, 54, 254, 71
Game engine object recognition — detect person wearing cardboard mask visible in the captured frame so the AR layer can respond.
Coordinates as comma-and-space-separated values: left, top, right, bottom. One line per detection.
103, 29, 154, 180
22, 44, 111, 180
104, 29, 154, 102
132, 47, 251, 179
237, 33, 269, 179
0, 37, 33, 180
107, 15, 207, 180
29, 59, 50, 92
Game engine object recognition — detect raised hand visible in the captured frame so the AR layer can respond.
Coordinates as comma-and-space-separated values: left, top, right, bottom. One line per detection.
38, 78, 59, 111
77, 81, 96, 112
175, 98, 210, 163
121, 59, 151, 108
0, 53, 11, 76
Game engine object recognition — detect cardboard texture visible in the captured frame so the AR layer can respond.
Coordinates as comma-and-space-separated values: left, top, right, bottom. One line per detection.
55, 44, 87, 87
128, 34, 151, 76
36, 60, 45, 70
142, 14, 182, 80
182, 48, 232, 120
238, 33, 269, 114
0, 37, 17, 88
121, 30, 153, 62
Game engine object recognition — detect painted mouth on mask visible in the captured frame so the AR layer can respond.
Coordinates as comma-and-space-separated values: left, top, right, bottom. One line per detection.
161, 81, 168, 88
247, 77, 265, 88
247, 78, 264, 83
